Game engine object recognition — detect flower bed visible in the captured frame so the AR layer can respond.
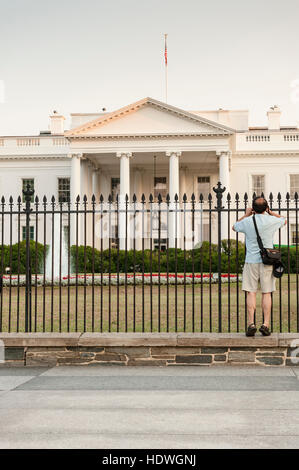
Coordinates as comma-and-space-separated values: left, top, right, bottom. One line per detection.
1, 273, 241, 286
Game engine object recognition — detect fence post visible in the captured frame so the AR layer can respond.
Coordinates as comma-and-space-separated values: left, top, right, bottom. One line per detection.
23, 183, 34, 332
213, 181, 225, 332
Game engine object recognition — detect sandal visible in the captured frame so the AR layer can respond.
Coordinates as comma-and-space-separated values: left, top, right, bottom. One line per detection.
246, 323, 257, 337
259, 324, 271, 336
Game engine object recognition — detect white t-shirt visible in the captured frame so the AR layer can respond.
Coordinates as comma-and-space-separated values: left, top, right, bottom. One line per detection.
234, 213, 285, 263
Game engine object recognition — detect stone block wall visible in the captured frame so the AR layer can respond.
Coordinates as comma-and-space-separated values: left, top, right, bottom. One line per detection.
0, 333, 299, 367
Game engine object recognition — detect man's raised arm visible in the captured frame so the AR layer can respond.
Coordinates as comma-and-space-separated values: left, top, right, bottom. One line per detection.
232, 207, 253, 232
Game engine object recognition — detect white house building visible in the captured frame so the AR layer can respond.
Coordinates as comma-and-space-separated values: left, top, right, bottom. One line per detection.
0, 97, 298, 249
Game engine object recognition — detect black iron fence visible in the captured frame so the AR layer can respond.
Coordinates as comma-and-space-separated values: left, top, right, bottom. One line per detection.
0, 182, 298, 333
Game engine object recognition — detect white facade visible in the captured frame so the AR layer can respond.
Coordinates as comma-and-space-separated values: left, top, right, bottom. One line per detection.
1, 98, 299, 248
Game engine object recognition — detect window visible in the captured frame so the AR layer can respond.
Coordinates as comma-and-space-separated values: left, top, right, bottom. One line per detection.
291, 224, 299, 245
152, 211, 167, 231
22, 226, 34, 241
197, 176, 210, 200
290, 174, 299, 199
22, 178, 34, 203
111, 177, 120, 202
154, 177, 167, 199
58, 178, 70, 203
252, 175, 265, 196
153, 238, 167, 251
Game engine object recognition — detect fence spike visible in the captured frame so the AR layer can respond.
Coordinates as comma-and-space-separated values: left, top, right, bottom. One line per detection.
166, 193, 170, 203
183, 193, 187, 202
43, 195, 47, 204
35, 195, 39, 204
158, 193, 162, 203
269, 192, 273, 202
83, 194, 87, 203
91, 194, 96, 203
244, 192, 248, 202
108, 194, 112, 203
133, 193, 137, 203
286, 192, 290, 202
208, 193, 212, 202
100, 194, 104, 203
149, 193, 153, 202
174, 193, 178, 202
141, 193, 145, 203
1, 196, 4, 204
76, 194, 80, 203
227, 192, 231, 202
125, 193, 129, 202
252, 191, 256, 200
199, 193, 204, 203
295, 191, 298, 202
191, 193, 195, 202
51, 195, 55, 204
235, 192, 239, 201
17, 195, 21, 204
9, 195, 13, 204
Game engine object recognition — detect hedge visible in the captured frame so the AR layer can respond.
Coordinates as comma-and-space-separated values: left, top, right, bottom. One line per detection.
0, 240, 298, 274
70, 241, 298, 274
0, 240, 47, 275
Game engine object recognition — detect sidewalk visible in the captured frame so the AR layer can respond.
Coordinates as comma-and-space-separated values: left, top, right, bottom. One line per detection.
0, 365, 299, 449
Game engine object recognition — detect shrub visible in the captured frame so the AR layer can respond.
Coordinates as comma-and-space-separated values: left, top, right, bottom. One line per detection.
69, 240, 246, 274
0, 240, 47, 274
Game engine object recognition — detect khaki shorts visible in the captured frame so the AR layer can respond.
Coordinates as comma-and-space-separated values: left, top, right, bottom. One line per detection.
242, 263, 276, 293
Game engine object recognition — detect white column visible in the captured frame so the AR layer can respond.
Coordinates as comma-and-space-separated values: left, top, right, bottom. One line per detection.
217, 150, 231, 240
134, 168, 142, 201
117, 152, 132, 250
134, 168, 143, 250
179, 166, 187, 249
70, 154, 81, 246
86, 162, 94, 246
99, 171, 109, 200
218, 151, 230, 191
166, 151, 181, 248
92, 168, 100, 199
180, 166, 187, 199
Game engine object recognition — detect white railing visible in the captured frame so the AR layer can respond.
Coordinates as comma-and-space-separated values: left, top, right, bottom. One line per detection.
52, 138, 68, 146
284, 134, 299, 141
246, 135, 270, 142
16, 138, 40, 146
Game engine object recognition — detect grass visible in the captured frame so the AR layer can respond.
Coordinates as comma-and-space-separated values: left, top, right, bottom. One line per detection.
0, 274, 298, 333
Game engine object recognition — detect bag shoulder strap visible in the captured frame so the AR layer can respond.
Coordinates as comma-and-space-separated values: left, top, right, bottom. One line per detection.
252, 215, 264, 252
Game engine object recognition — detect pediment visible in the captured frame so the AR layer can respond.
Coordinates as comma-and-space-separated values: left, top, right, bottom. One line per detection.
66, 97, 234, 138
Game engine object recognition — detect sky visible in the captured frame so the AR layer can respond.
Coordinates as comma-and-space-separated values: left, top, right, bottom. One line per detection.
1, 0, 299, 135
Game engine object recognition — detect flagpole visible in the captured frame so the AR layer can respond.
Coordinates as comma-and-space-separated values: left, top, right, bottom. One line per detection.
164, 33, 168, 103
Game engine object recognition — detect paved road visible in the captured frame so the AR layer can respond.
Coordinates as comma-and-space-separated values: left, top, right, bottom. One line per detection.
0, 365, 299, 449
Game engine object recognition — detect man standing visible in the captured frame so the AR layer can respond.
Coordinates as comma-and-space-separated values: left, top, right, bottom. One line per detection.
233, 197, 286, 337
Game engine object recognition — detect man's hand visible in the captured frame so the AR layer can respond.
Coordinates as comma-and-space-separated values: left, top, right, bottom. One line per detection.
266, 207, 287, 224
232, 207, 253, 231
266, 207, 280, 217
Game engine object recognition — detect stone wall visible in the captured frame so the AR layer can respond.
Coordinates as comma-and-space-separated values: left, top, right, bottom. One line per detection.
1, 333, 299, 367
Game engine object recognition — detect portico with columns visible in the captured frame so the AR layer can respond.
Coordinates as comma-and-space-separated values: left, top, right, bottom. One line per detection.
66, 97, 233, 249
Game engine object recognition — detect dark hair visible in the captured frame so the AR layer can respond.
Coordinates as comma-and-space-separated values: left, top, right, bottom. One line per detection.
252, 196, 268, 214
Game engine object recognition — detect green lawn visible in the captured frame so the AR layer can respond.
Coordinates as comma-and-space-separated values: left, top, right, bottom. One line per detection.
0, 275, 298, 333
